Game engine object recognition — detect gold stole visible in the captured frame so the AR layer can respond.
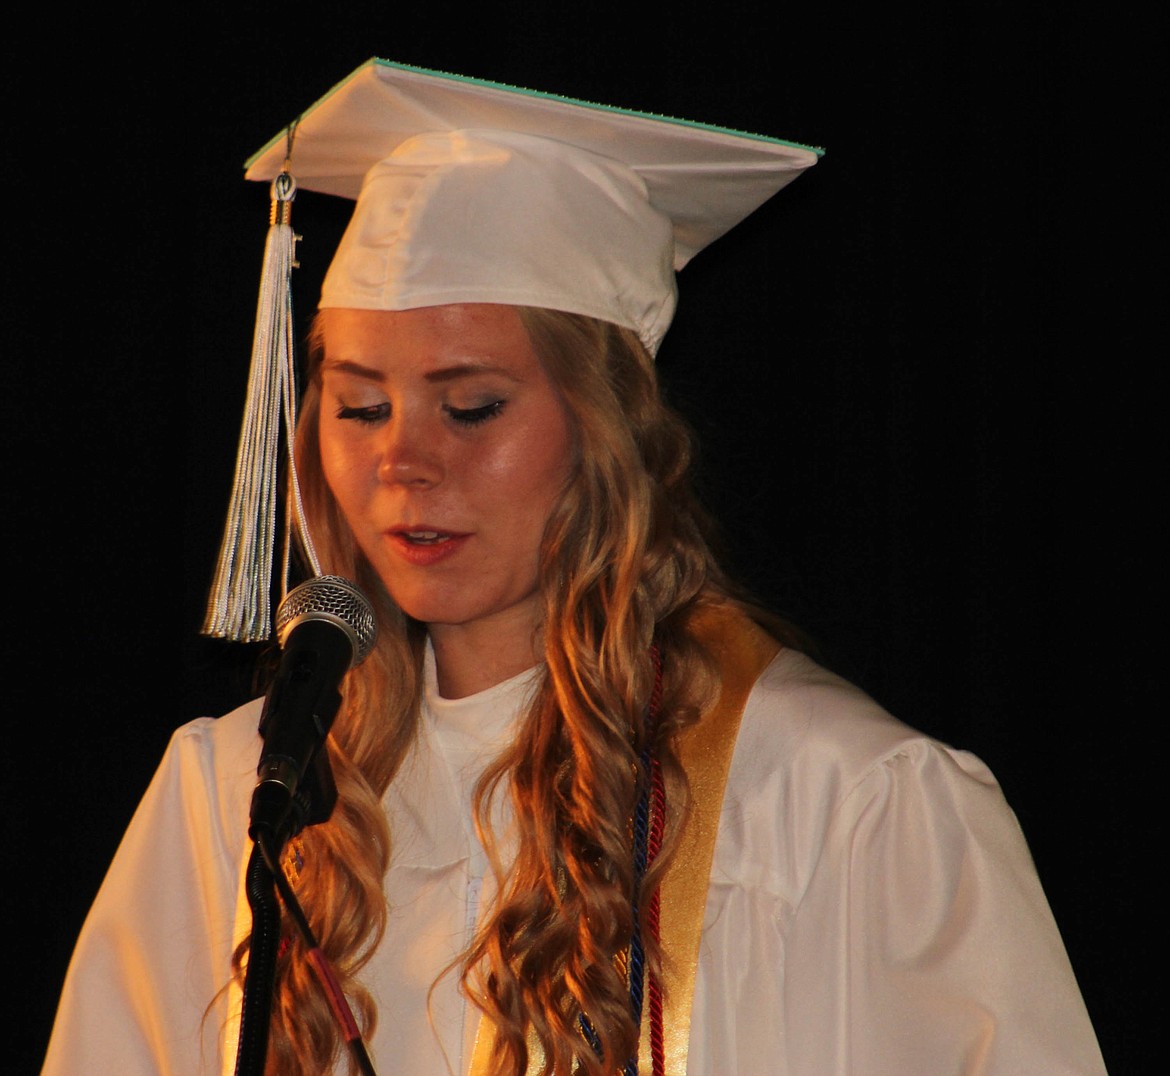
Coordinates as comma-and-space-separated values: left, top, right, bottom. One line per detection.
470, 604, 780, 1074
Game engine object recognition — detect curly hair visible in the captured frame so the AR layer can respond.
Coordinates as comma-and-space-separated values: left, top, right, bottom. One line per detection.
234, 306, 757, 1074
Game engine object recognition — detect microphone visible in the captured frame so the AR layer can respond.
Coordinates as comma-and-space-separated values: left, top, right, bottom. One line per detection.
248, 575, 377, 846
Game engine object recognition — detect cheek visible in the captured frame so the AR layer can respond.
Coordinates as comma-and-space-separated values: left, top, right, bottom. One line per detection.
318, 428, 370, 513
482, 404, 574, 499
534, 415, 575, 498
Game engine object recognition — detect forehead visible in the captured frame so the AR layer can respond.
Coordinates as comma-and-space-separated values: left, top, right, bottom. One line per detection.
314, 304, 571, 403
315, 304, 552, 383
318, 304, 534, 359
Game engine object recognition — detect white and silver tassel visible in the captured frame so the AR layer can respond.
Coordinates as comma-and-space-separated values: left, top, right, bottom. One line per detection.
203, 167, 315, 642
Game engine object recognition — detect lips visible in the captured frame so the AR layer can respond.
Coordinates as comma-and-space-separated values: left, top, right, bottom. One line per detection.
401, 530, 448, 544
386, 527, 471, 566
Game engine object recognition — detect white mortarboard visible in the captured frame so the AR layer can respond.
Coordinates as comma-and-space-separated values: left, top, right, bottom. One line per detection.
245, 57, 822, 355
204, 58, 822, 642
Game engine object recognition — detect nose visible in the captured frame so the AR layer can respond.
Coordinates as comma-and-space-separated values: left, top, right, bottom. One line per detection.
376, 413, 444, 489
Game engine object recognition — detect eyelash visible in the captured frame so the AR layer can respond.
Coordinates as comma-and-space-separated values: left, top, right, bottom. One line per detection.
445, 400, 506, 426
336, 404, 390, 425
334, 400, 506, 426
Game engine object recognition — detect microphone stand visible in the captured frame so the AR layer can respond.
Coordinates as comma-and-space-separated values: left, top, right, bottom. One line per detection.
234, 754, 378, 1075
234, 843, 282, 1076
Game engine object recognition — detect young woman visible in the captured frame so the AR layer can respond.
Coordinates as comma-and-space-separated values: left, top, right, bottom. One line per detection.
44, 60, 1105, 1075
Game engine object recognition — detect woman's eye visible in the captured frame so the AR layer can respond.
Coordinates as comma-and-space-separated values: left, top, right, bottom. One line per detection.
445, 400, 506, 426
336, 403, 390, 424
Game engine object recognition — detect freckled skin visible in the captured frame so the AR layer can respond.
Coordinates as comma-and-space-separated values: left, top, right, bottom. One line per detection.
317, 304, 574, 696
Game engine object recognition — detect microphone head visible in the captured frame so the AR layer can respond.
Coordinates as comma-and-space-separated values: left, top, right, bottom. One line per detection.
275, 575, 378, 667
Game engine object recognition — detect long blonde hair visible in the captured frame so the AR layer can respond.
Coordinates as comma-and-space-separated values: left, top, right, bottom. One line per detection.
238, 307, 754, 1074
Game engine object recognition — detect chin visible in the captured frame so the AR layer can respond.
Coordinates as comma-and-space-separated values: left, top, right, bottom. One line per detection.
385, 588, 479, 628
387, 584, 540, 636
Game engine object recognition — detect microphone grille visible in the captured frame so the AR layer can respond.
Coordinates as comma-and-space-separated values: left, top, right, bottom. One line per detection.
275, 575, 378, 666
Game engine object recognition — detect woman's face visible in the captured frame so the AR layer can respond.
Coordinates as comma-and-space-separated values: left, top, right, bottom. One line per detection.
317, 304, 573, 656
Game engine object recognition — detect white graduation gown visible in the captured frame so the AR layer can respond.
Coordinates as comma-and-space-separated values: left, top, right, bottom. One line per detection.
42, 648, 1107, 1074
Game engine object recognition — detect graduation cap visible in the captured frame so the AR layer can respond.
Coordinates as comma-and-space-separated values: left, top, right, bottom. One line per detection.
203, 57, 822, 642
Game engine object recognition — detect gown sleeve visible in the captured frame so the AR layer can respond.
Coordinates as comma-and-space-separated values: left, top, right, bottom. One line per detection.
779, 737, 1107, 1074
691, 650, 1106, 1075
42, 704, 260, 1076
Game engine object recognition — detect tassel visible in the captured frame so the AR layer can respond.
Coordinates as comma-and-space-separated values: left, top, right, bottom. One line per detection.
203, 162, 304, 642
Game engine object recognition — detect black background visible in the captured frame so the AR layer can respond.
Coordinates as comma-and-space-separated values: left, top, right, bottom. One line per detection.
7, 5, 1156, 1072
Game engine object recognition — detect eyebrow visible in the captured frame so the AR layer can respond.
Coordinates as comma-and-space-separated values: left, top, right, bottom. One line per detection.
322, 358, 523, 384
